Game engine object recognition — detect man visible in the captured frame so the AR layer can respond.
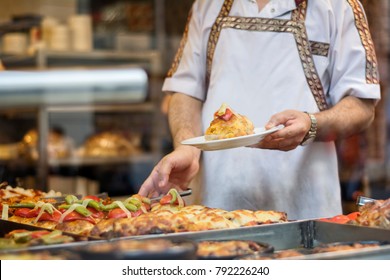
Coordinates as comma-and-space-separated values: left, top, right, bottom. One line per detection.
139, 0, 380, 220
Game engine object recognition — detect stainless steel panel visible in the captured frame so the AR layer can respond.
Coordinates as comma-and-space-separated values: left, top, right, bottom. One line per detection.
0, 68, 148, 107
120, 220, 390, 259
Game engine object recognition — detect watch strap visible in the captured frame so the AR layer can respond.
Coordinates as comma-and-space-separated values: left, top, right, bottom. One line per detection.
300, 112, 317, 145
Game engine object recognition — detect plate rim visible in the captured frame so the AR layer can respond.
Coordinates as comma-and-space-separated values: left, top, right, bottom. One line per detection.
181, 125, 283, 150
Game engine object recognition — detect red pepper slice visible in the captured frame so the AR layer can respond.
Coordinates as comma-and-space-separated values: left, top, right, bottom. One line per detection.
107, 208, 128, 219
346, 212, 360, 221
30, 230, 52, 239
215, 108, 233, 121
329, 215, 351, 224
14, 208, 39, 218
83, 195, 100, 202
160, 194, 174, 205
131, 209, 144, 217
87, 207, 105, 219
36, 211, 62, 222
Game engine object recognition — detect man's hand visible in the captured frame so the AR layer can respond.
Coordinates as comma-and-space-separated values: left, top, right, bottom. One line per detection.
250, 96, 376, 151
250, 110, 311, 151
138, 145, 201, 198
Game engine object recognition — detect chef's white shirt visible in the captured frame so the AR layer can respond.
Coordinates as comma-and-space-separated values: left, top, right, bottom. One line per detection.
162, 0, 381, 220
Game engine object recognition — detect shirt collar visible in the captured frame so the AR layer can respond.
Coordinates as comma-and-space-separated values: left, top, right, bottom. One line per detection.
246, 0, 298, 17
247, 0, 302, 6
246, 0, 300, 9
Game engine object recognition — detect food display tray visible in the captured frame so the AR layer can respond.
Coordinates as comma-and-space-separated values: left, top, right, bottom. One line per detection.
120, 220, 390, 260
2, 219, 390, 259
0, 219, 101, 241
0, 219, 103, 257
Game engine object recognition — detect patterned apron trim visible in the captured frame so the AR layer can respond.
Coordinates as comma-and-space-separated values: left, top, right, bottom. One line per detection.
309, 41, 330, 57
206, 0, 235, 86
292, 0, 307, 22
346, 0, 379, 84
166, 7, 193, 78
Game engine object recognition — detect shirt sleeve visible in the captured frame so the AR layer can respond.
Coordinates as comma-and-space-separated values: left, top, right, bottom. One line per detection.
327, 0, 381, 105
162, 0, 207, 101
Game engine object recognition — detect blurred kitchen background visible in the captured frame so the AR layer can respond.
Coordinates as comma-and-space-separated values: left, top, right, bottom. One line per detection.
0, 0, 389, 212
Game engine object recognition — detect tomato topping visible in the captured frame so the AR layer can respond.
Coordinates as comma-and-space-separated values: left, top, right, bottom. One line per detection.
59, 209, 96, 224
131, 209, 144, 217
143, 203, 151, 212
107, 208, 128, 219
14, 208, 39, 218
13, 208, 62, 222
30, 230, 51, 239
215, 108, 233, 121
160, 194, 174, 205
83, 195, 100, 202
88, 207, 105, 219
107, 208, 146, 219
329, 215, 350, 224
319, 214, 353, 224
37, 211, 61, 222
346, 212, 360, 221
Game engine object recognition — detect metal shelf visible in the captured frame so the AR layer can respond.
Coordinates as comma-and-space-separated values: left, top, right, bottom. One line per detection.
45, 102, 155, 113
37, 49, 163, 76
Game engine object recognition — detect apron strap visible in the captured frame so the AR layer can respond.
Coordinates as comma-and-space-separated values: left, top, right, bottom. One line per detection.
166, 8, 193, 78
292, 0, 308, 22
206, 0, 234, 87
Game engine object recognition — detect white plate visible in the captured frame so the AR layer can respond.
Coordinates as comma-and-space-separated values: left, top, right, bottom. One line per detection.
181, 125, 284, 151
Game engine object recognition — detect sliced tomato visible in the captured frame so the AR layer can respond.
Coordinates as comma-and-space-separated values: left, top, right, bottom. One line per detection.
160, 194, 175, 205
37, 211, 62, 222
30, 230, 52, 239
59, 209, 96, 224
107, 208, 129, 219
87, 207, 105, 219
328, 215, 351, 224
14, 208, 39, 218
219, 108, 233, 121
346, 212, 360, 221
83, 195, 100, 202
131, 209, 144, 217
142, 203, 151, 212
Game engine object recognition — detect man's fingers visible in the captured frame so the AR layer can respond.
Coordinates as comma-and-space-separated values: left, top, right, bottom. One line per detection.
138, 161, 168, 196
138, 170, 158, 196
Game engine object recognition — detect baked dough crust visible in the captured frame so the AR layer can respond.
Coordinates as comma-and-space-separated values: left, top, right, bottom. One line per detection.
205, 103, 254, 140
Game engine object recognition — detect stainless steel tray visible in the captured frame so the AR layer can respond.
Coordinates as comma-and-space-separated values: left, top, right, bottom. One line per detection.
2, 219, 390, 259
119, 220, 390, 260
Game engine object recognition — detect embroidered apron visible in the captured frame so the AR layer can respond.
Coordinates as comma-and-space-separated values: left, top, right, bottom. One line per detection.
201, 0, 342, 220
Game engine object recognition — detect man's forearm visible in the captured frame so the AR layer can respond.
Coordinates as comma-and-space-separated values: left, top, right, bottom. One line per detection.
168, 92, 203, 148
315, 96, 376, 141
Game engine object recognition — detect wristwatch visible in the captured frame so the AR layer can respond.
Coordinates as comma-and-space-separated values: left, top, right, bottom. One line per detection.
300, 112, 317, 146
